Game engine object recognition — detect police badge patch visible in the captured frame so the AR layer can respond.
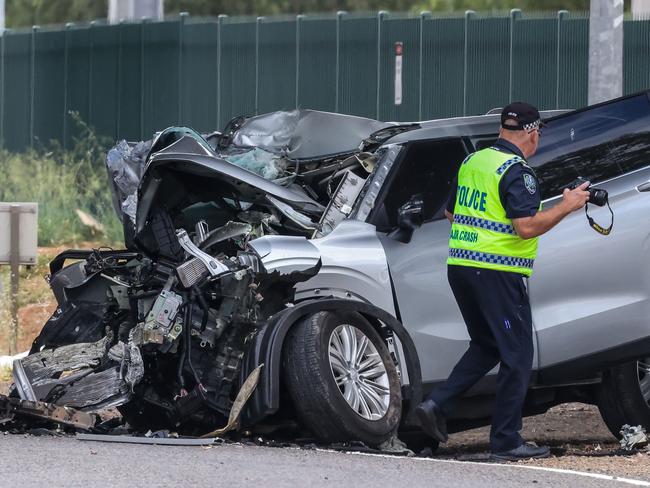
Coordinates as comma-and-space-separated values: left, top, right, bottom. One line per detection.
523, 173, 537, 194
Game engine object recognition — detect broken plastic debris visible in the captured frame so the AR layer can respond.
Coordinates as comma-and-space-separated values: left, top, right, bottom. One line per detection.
106, 139, 150, 223
619, 424, 648, 450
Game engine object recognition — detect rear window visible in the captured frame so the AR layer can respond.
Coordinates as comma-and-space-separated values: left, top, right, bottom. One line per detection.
529, 93, 650, 199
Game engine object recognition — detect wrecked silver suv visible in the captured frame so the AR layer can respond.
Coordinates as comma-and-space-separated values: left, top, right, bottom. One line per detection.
6, 93, 650, 447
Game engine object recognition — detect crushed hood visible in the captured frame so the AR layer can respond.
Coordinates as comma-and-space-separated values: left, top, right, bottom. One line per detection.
219, 109, 393, 161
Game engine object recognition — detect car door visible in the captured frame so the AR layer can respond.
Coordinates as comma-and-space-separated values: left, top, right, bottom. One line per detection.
373, 137, 504, 385
527, 93, 650, 378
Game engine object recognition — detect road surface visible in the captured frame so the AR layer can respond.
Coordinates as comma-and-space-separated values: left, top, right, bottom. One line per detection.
0, 434, 647, 487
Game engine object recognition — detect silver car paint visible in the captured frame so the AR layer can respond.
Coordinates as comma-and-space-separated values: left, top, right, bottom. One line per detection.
296, 219, 396, 316
248, 235, 321, 275
531, 166, 650, 367
250, 118, 650, 387
249, 219, 395, 316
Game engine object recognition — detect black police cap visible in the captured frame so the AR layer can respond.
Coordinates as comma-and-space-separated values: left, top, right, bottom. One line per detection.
501, 102, 545, 131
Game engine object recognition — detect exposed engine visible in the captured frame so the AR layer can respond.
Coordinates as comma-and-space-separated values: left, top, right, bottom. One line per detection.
11, 216, 319, 433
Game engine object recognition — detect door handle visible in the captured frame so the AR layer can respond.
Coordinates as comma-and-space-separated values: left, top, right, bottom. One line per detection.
637, 181, 650, 192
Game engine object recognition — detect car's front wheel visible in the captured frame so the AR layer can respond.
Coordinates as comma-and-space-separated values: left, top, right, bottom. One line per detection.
597, 358, 650, 438
283, 310, 402, 446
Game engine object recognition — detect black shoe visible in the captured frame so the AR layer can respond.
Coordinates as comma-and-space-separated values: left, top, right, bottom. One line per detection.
491, 442, 551, 461
415, 399, 448, 442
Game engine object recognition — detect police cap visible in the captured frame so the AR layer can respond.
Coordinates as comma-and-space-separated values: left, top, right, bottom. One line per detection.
501, 102, 545, 131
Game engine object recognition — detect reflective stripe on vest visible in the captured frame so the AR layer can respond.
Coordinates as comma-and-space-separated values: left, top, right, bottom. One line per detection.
448, 248, 535, 270
453, 215, 516, 235
447, 147, 539, 276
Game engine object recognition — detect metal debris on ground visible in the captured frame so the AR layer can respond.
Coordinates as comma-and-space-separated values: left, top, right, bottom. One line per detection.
619, 424, 648, 451
0, 394, 97, 430
77, 433, 216, 446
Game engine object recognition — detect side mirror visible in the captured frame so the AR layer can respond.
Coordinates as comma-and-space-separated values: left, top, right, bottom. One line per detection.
389, 197, 424, 243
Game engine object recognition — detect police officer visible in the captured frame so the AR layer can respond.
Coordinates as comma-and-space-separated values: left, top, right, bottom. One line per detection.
416, 102, 590, 461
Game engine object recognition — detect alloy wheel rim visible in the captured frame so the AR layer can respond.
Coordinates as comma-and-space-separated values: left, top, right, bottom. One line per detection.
638, 358, 650, 405
328, 324, 390, 421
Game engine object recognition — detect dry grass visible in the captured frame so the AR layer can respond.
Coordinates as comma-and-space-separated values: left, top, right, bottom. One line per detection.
0, 244, 105, 356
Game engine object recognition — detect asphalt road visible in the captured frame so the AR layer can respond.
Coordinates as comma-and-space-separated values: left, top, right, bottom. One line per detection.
0, 435, 647, 488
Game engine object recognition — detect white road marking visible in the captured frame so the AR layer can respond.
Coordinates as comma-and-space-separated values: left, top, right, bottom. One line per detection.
316, 449, 650, 486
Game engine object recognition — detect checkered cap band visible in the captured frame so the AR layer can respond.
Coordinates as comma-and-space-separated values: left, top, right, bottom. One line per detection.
523, 120, 541, 132
495, 156, 524, 175
453, 215, 516, 235
449, 248, 534, 269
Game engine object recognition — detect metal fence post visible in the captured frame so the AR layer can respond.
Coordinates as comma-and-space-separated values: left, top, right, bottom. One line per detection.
255, 16, 263, 115
9, 204, 20, 355
178, 12, 188, 125
509, 9, 521, 103
376, 11, 388, 120
556, 10, 569, 109
419, 11, 431, 121
63, 23, 72, 149
335, 11, 346, 113
295, 14, 304, 109
463, 11, 475, 116
88, 21, 96, 127
216, 14, 227, 128
30, 25, 38, 149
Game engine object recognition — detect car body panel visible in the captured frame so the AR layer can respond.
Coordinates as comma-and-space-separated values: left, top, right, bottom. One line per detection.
295, 219, 396, 316
531, 166, 650, 369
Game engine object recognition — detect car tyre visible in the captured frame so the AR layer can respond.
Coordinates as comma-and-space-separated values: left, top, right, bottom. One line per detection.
283, 310, 402, 446
597, 359, 650, 438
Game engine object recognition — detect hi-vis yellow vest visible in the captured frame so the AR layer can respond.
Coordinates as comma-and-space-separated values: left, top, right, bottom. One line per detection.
447, 148, 539, 276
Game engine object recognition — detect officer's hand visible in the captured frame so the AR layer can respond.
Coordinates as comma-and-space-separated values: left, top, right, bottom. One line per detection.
561, 181, 590, 212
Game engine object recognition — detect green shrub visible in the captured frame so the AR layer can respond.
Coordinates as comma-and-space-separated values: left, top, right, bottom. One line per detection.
0, 113, 123, 246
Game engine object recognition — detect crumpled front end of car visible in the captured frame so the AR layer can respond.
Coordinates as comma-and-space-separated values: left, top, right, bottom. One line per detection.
5, 109, 414, 434
11, 224, 320, 434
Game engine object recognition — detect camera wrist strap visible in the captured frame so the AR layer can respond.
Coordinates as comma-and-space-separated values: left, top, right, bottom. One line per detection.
584, 197, 614, 236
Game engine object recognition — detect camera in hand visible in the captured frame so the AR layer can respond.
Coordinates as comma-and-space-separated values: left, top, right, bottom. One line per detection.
567, 176, 612, 235
568, 177, 608, 207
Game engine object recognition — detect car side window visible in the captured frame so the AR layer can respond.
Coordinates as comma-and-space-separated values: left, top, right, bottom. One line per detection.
529, 93, 650, 199
370, 138, 468, 232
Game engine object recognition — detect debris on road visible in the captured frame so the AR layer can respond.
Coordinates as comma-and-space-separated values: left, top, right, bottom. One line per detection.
619, 424, 648, 451
0, 394, 97, 430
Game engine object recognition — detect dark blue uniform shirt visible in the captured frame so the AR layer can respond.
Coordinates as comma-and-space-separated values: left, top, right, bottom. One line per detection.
446, 139, 541, 219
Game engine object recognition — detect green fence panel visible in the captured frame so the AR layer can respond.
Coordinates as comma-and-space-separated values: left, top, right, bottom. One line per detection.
3, 32, 32, 151
0, 11, 648, 152
379, 16, 420, 122
258, 18, 297, 114
89, 24, 120, 142
511, 16, 557, 110
624, 19, 650, 95
115, 23, 143, 141
142, 20, 181, 137
557, 15, 588, 110
296, 16, 336, 112
219, 19, 256, 128
420, 16, 465, 120
181, 19, 218, 132
33, 29, 65, 148
339, 15, 378, 119
465, 15, 511, 116
66, 26, 92, 145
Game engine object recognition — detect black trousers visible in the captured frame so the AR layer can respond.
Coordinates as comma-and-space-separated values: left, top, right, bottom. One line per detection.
427, 264, 534, 452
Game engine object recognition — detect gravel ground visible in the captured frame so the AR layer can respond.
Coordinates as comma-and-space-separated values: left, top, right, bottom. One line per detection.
440, 403, 650, 481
